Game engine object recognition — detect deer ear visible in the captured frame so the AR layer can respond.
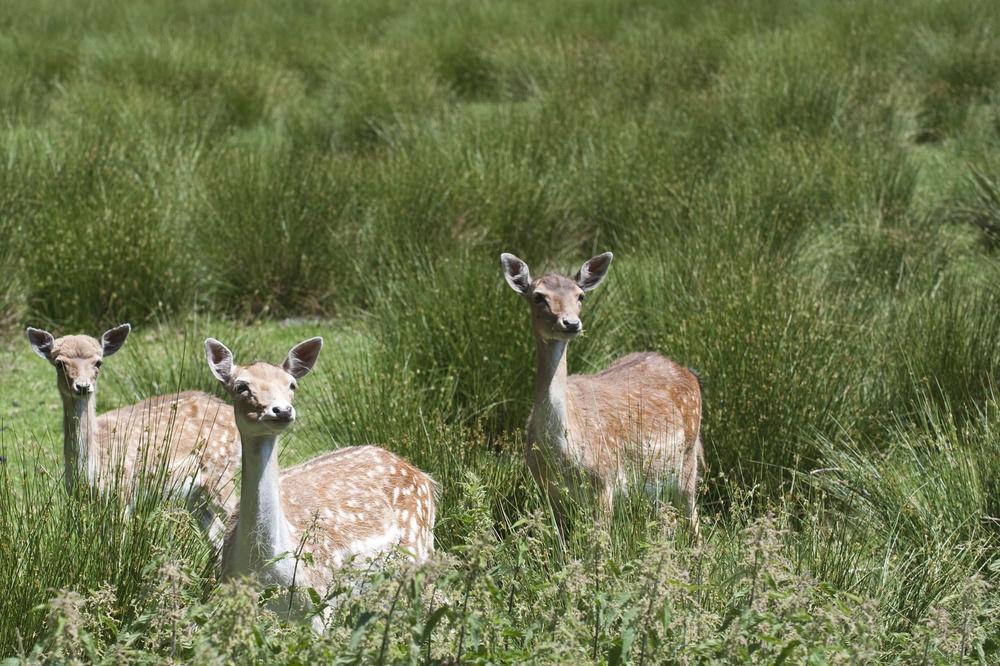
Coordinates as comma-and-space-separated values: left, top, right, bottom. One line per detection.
26, 327, 56, 361
101, 323, 131, 357
283, 337, 323, 379
205, 338, 234, 384
574, 252, 613, 292
500, 253, 532, 294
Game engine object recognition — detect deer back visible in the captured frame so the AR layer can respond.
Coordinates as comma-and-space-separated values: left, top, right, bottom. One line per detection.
566, 352, 702, 478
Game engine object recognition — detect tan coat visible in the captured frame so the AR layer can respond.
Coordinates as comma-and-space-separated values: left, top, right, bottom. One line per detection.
27, 327, 241, 546
205, 337, 436, 631
501, 253, 704, 532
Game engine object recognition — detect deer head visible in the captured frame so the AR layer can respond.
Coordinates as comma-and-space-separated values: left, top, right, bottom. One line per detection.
26, 324, 131, 398
205, 337, 323, 437
500, 252, 613, 341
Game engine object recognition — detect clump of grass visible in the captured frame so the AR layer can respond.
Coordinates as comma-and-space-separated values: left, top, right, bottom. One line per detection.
196, 147, 360, 318
879, 283, 1000, 426
365, 249, 533, 433
814, 391, 1000, 553
0, 430, 212, 654
912, 19, 1000, 141
952, 166, 1000, 249
436, 41, 500, 101
9, 134, 202, 329
0, 171, 26, 330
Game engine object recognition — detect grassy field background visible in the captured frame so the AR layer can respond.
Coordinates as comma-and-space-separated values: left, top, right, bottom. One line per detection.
1, 0, 999, 662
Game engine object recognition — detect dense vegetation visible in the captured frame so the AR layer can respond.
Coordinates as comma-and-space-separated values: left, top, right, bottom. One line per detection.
1, 0, 998, 661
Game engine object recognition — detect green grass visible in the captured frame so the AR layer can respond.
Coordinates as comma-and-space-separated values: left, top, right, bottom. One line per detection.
1, 0, 999, 661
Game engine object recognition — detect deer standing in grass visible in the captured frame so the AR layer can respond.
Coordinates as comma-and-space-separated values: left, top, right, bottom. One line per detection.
500, 252, 703, 534
204, 337, 435, 629
26, 325, 240, 547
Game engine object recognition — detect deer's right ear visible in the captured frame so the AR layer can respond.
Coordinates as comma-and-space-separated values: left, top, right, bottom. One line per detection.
575, 252, 614, 292
500, 253, 532, 295
26, 327, 55, 361
283, 337, 323, 379
205, 338, 234, 384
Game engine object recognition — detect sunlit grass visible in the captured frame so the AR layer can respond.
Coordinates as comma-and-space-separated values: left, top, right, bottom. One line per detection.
1, 0, 999, 661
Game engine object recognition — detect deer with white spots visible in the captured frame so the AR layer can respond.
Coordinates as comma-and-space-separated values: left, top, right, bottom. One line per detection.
500, 252, 704, 535
205, 337, 436, 629
25, 324, 241, 548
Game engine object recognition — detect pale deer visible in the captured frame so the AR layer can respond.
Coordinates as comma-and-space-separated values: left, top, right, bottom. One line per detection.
25, 325, 240, 547
204, 337, 436, 629
500, 252, 703, 534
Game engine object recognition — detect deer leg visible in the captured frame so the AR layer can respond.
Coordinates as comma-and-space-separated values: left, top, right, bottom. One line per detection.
596, 480, 615, 518
184, 482, 227, 552
527, 445, 571, 538
673, 437, 702, 538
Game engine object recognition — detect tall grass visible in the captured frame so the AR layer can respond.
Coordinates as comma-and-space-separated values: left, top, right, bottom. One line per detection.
1, 0, 999, 661
0, 432, 212, 654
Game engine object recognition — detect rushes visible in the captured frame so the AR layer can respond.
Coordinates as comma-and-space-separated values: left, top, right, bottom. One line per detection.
13, 478, 996, 662
3, 0, 997, 340
2, 0, 1000, 661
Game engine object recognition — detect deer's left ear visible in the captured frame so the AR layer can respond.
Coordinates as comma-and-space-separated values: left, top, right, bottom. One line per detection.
101, 323, 131, 357
283, 337, 323, 379
574, 252, 613, 292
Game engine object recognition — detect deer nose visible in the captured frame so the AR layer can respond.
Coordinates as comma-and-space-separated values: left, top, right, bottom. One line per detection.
560, 316, 581, 332
73, 381, 93, 395
270, 405, 294, 421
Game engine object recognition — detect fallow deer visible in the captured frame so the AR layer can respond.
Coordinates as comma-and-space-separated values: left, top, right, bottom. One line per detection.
204, 337, 436, 629
500, 252, 703, 534
26, 325, 240, 547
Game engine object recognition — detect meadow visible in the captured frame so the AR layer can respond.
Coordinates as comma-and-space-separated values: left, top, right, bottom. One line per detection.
1, 0, 999, 662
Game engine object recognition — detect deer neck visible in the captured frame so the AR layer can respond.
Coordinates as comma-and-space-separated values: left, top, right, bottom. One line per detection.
61, 393, 100, 493
528, 338, 571, 447
231, 430, 295, 574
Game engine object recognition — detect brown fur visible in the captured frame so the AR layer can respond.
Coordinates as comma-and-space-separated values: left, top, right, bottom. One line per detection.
502, 253, 704, 532
29, 329, 240, 543
206, 337, 436, 627
561, 352, 702, 516
221, 445, 436, 591
98, 390, 240, 515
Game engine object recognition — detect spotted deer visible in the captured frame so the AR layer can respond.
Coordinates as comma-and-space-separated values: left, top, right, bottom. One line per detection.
500, 252, 703, 534
204, 337, 436, 629
25, 325, 241, 548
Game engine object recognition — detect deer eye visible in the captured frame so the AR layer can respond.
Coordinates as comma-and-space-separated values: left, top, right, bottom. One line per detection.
533, 293, 547, 305
290, 382, 298, 391
235, 382, 251, 395
578, 293, 585, 302
95, 360, 102, 368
